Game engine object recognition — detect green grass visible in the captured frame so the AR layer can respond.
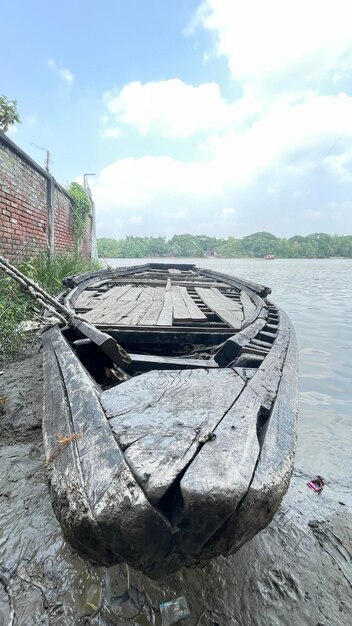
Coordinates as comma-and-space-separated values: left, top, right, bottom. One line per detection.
0, 251, 102, 361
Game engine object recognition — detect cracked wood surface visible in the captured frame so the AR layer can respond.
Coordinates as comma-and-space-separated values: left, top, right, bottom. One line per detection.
42, 326, 174, 571
179, 308, 292, 558
100, 368, 245, 504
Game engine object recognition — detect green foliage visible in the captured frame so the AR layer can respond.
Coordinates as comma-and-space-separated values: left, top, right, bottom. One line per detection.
0, 95, 20, 133
0, 252, 101, 361
97, 232, 352, 259
67, 182, 92, 246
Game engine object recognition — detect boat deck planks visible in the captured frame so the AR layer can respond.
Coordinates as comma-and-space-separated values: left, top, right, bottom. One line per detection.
170, 285, 193, 321
196, 287, 244, 329
100, 368, 245, 504
156, 291, 173, 326
180, 286, 207, 321
82, 285, 133, 320
94, 287, 144, 325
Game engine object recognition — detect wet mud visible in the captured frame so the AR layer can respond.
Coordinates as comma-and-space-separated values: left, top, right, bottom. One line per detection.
0, 351, 351, 625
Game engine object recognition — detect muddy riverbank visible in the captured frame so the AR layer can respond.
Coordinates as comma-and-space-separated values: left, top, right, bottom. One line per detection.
0, 349, 351, 625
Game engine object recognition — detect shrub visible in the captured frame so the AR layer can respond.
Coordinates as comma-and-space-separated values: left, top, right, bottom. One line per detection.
0, 251, 102, 362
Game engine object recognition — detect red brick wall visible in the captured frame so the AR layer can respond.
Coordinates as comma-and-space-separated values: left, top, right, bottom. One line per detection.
0, 134, 92, 261
0, 141, 47, 259
54, 186, 75, 253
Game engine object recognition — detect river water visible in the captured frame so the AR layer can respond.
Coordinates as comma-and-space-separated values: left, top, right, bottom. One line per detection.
0, 257, 351, 625
107, 257, 352, 480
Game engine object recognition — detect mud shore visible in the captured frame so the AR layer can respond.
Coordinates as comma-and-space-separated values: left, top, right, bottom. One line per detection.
0, 349, 351, 625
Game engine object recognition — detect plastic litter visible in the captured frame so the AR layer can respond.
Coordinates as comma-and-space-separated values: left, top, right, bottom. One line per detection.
159, 596, 190, 625
307, 475, 324, 493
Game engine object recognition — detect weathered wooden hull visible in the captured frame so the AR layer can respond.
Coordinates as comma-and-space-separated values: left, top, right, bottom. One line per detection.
42, 263, 298, 578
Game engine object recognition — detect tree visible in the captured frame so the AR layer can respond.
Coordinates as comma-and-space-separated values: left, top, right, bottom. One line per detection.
0, 96, 20, 133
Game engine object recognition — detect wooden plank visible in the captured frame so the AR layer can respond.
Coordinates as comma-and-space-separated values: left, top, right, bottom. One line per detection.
132, 286, 166, 332
76, 276, 232, 290
101, 369, 245, 504
75, 290, 99, 309
180, 287, 207, 321
127, 353, 218, 372
83, 285, 134, 322
42, 326, 173, 571
196, 287, 243, 329
42, 330, 106, 562
179, 311, 291, 554
77, 286, 128, 313
118, 288, 155, 326
214, 318, 267, 366
240, 290, 256, 319
138, 298, 164, 326
171, 285, 192, 320
199, 268, 271, 297
157, 291, 173, 326
197, 311, 298, 560
96, 287, 144, 325
84, 279, 110, 290
179, 383, 260, 554
71, 319, 131, 367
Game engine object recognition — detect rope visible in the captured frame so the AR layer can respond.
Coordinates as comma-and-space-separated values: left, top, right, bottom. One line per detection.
0, 255, 78, 326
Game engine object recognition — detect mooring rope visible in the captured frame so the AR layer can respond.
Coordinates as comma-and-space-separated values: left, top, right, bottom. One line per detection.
0, 255, 78, 326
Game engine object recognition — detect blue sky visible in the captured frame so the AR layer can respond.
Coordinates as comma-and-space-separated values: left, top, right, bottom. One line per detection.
2, 0, 352, 239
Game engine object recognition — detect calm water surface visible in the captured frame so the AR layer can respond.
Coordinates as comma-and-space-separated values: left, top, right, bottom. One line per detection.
107, 257, 352, 480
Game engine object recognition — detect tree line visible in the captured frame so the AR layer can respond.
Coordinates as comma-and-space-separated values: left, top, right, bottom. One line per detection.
97, 232, 352, 259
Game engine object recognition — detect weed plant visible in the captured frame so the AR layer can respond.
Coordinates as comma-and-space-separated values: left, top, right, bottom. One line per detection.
0, 251, 101, 362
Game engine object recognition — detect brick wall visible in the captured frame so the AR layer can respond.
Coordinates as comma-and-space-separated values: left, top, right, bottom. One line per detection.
54, 186, 75, 253
0, 133, 92, 261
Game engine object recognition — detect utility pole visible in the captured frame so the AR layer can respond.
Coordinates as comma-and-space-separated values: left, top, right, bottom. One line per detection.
83, 173, 97, 259
31, 143, 51, 171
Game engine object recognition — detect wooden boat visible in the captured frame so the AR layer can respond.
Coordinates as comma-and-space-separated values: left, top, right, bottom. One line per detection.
42, 263, 298, 579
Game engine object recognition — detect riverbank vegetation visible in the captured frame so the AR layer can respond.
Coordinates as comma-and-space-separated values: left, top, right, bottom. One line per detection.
0, 252, 101, 360
98, 232, 352, 259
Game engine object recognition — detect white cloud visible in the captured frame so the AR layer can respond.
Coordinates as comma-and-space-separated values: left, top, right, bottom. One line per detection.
202, 92, 352, 184
93, 92, 352, 223
94, 1, 352, 237
59, 67, 74, 84
191, 0, 352, 98
101, 126, 122, 139
103, 79, 236, 138
92, 155, 225, 211
221, 207, 236, 217
47, 59, 74, 84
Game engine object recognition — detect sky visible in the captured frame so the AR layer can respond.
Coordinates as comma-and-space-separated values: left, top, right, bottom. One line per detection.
2, 0, 352, 239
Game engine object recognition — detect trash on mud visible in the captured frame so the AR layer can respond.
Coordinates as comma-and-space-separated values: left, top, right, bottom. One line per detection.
159, 596, 190, 625
17, 320, 41, 332
307, 476, 325, 493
